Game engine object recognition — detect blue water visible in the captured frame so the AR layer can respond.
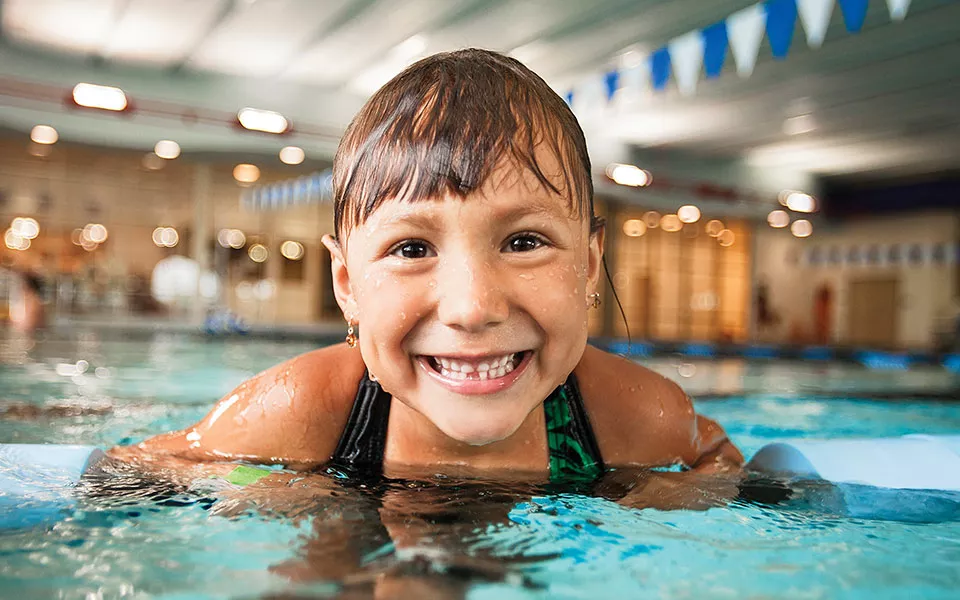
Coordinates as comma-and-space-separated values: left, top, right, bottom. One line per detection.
1, 331, 959, 599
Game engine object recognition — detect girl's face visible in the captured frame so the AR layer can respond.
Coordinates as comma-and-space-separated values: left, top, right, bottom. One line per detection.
323, 155, 603, 448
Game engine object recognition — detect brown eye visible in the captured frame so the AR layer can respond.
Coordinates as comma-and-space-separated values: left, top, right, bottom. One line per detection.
505, 234, 546, 253
391, 241, 433, 259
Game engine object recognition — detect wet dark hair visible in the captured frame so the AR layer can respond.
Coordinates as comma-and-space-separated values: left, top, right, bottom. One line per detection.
332, 48, 598, 240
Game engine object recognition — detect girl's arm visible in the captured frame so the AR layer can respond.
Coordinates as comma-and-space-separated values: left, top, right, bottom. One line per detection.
108, 343, 366, 469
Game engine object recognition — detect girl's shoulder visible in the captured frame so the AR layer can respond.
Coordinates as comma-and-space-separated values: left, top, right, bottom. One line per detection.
574, 345, 704, 468
134, 343, 366, 468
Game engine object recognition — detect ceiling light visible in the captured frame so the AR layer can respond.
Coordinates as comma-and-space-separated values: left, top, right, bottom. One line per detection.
622, 219, 647, 238
72, 83, 128, 111
717, 229, 735, 247
71, 229, 83, 246
248, 243, 268, 263
237, 108, 289, 134
677, 205, 701, 224
280, 240, 304, 260
791, 219, 813, 238
643, 211, 661, 228
767, 210, 790, 228
785, 192, 817, 213
233, 164, 260, 184
279, 146, 305, 165
606, 163, 651, 187
705, 220, 724, 237
154, 140, 181, 160
228, 229, 246, 249
30, 125, 58, 145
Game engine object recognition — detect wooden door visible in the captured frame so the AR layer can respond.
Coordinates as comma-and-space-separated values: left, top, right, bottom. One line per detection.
846, 277, 899, 348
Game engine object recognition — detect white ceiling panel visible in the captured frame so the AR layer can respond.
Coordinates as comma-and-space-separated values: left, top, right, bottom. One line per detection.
282, 0, 471, 86
2, 0, 124, 55
188, 0, 356, 77
102, 0, 229, 66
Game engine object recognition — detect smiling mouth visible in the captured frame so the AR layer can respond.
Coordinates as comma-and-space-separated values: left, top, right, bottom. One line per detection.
424, 351, 529, 381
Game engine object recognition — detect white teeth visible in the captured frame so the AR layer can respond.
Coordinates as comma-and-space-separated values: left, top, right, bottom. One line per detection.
433, 352, 521, 380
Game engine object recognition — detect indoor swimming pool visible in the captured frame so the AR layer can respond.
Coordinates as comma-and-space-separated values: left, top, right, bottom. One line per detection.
1, 331, 959, 599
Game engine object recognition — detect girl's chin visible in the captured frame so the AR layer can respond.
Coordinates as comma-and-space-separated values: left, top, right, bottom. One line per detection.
433, 414, 524, 447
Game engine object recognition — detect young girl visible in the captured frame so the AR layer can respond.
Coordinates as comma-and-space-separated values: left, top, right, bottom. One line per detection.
112, 49, 742, 483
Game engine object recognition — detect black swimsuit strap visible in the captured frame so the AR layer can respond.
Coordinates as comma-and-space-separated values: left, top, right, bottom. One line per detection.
328, 372, 603, 482
329, 373, 392, 476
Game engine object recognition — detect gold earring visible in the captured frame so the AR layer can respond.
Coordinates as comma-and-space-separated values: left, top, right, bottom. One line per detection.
345, 321, 357, 348
588, 293, 601, 309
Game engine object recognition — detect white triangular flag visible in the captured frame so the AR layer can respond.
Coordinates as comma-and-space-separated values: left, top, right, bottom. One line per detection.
572, 73, 609, 123
613, 57, 651, 111
668, 30, 705, 96
797, 0, 835, 48
727, 3, 766, 78
885, 0, 912, 21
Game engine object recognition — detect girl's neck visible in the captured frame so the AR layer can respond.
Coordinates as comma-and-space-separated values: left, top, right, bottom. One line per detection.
383, 396, 549, 475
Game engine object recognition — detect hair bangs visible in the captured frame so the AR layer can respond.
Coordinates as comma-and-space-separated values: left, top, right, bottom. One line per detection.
333, 49, 593, 239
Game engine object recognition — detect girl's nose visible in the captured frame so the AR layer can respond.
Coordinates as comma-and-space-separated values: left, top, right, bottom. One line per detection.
435, 256, 509, 332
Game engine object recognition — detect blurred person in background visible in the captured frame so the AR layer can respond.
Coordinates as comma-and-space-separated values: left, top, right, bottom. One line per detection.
7, 269, 45, 333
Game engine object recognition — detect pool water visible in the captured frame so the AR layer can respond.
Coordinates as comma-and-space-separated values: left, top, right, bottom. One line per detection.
1, 331, 959, 599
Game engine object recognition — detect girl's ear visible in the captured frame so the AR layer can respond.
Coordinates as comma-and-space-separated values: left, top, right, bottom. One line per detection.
587, 222, 605, 295
321, 234, 359, 321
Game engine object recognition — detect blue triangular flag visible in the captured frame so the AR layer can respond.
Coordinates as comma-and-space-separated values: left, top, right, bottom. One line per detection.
564, 91, 574, 106
766, 0, 798, 59
650, 47, 671, 91
703, 21, 729, 78
604, 69, 620, 101
838, 0, 868, 32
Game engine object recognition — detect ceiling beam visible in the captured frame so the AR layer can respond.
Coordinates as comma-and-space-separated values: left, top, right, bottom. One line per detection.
168, 0, 237, 73
269, 0, 381, 79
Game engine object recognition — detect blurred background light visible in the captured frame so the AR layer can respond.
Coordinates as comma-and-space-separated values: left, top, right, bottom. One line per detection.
677, 205, 701, 224
237, 108, 289, 134
248, 243, 268, 263
791, 219, 814, 238
785, 192, 817, 213
660, 214, 682, 232
142, 153, 165, 171
279, 146, 305, 165
705, 220, 724, 237
622, 219, 647, 238
30, 125, 58, 145
233, 164, 260, 183
643, 211, 661, 228
717, 229, 736, 247
767, 210, 790, 228
152, 226, 179, 248
154, 140, 181, 160
280, 240, 304, 260
606, 163, 651, 187
72, 83, 128, 111
83, 223, 108, 244
11, 217, 40, 239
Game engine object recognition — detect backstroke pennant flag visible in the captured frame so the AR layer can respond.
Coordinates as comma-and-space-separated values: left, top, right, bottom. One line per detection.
668, 30, 706, 96
702, 21, 729, 78
650, 47, 672, 91
726, 3, 767, 77
797, 0, 836, 48
613, 57, 652, 109
838, 0, 869, 32
885, 0, 912, 21
766, 0, 799, 59
604, 69, 620, 101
